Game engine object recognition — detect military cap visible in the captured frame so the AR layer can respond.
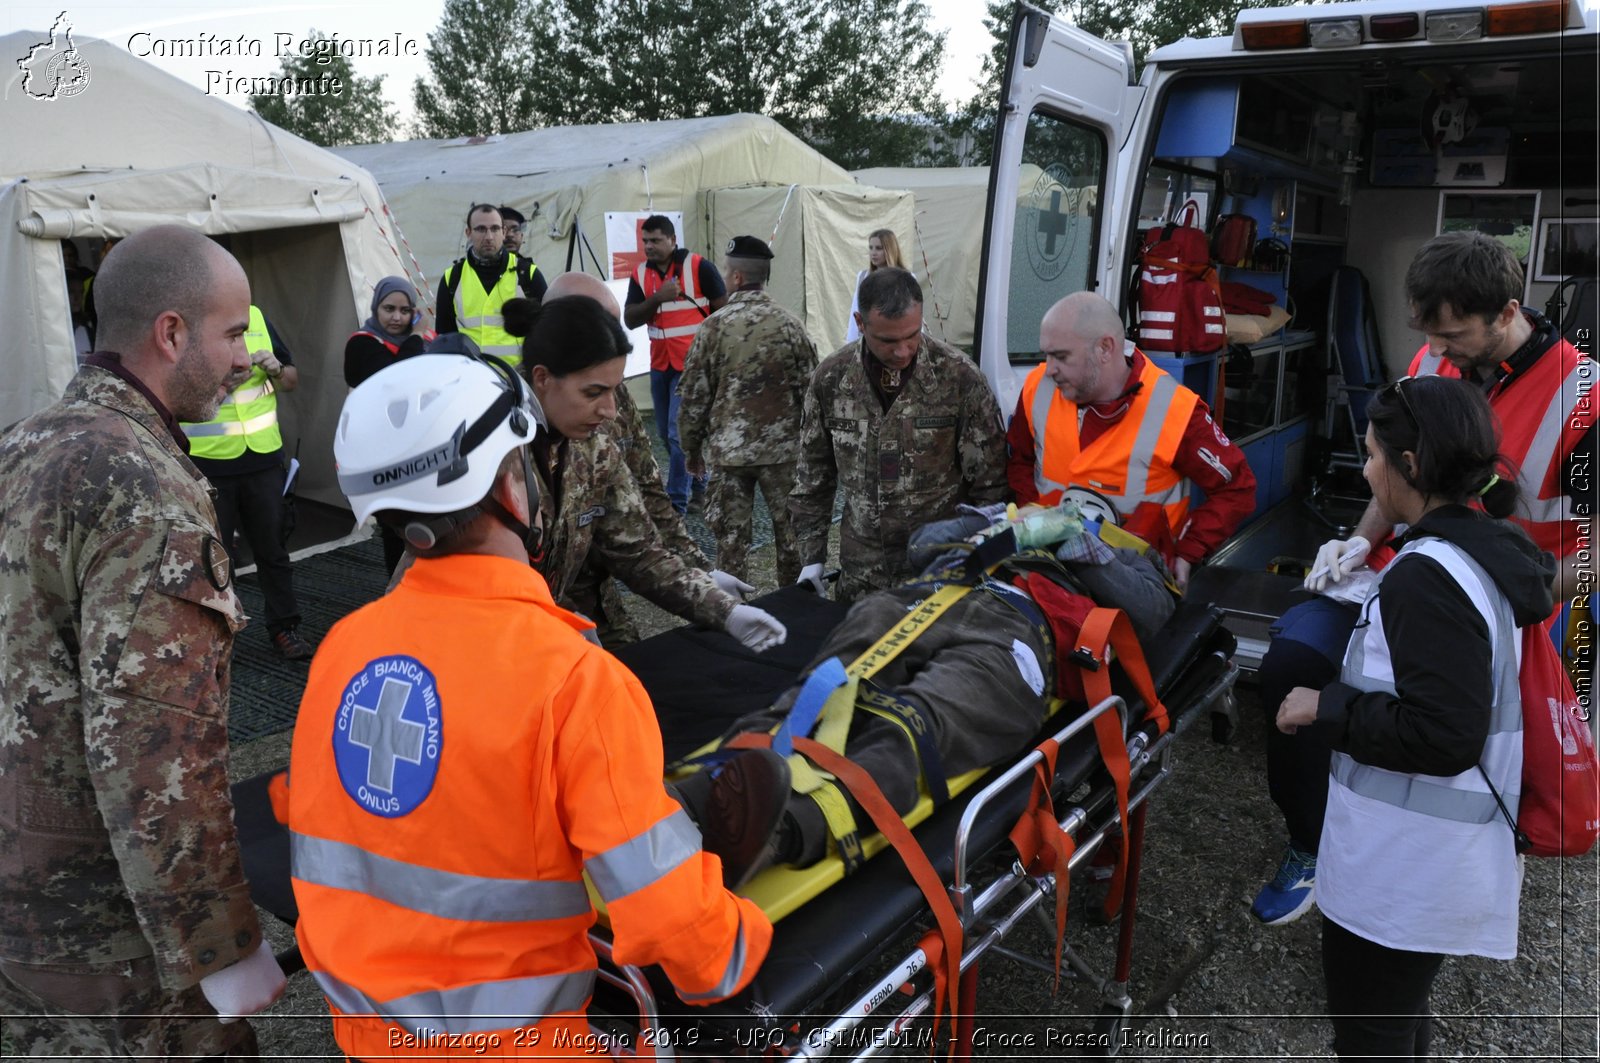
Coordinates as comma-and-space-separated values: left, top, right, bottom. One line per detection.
498, 205, 526, 225
726, 235, 773, 260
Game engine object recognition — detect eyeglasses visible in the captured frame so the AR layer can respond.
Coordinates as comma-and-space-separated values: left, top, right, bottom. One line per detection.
1386, 375, 1418, 427
470, 225, 503, 235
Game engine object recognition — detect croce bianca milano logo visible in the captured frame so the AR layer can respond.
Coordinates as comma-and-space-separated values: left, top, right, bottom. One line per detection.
17, 11, 91, 101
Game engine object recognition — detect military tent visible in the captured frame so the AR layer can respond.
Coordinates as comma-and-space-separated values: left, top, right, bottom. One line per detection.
337, 115, 877, 368
0, 29, 421, 510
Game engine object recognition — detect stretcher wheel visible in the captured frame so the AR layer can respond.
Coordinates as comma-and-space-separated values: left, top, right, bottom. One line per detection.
1091, 1006, 1132, 1057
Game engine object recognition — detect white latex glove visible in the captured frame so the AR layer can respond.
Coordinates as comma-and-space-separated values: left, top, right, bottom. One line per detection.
726, 604, 787, 652
199, 940, 286, 1023
1305, 535, 1371, 592
251, 348, 284, 377
709, 569, 755, 600
797, 562, 827, 597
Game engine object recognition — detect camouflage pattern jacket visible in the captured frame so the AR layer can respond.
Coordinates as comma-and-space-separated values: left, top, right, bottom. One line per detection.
791, 337, 1009, 598
676, 289, 819, 468
536, 427, 736, 629
0, 366, 263, 990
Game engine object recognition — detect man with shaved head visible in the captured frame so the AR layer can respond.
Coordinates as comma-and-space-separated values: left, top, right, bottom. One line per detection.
1007, 291, 1255, 590
0, 226, 285, 1055
545, 271, 751, 644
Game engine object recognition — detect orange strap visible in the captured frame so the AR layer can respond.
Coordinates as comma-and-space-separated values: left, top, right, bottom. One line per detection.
786, 735, 964, 1059
268, 770, 291, 826
1006, 737, 1076, 993
1075, 607, 1166, 920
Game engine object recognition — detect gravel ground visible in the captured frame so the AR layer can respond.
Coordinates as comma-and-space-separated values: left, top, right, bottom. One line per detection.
230, 527, 1599, 1060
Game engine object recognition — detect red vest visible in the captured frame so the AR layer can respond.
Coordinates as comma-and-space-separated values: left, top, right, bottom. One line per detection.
637, 253, 710, 371
1410, 337, 1595, 557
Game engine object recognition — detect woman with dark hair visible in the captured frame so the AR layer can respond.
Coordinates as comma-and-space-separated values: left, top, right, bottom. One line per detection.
346, 276, 434, 572
844, 228, 907, 344
343, 276, 432, 388
1277, 375, 1554, 1060
500, 295, 786, 652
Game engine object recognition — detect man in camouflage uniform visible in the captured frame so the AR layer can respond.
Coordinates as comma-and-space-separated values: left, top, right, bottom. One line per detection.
791, 267, 1008, 602
0, 227, 285, 1056
678, 236, 818, 586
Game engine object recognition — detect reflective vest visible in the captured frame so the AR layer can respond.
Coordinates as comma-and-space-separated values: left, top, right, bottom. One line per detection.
348, 328, 436, 359
448, 254, 528, 367
288, 553, 768, 1059
1318, 537, 1523, 959
637, 253, 710, 372
1017, 355, 1197, 537
182, 305, 281, 459
1410, 336, 1595, 558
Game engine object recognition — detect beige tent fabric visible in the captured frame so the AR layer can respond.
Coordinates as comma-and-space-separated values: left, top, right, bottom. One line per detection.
852, 167, 993, 353
706, 184, 915, 357
337, 114, 854, 324
1, 30, 423, 511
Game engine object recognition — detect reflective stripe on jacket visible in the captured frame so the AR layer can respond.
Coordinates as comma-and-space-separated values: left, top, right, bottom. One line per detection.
288, 554, 768, 1058
1409, 335, 1595, 559
637, 253, 710, 372
1017, 355, 1196, 536
182, 305, 281, 459
448, 255, 526, 366
1318, 537, 1523, 959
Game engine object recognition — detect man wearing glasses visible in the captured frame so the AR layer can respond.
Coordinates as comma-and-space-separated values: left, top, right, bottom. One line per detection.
435, 203, 548, 368
1251, 230, 1597, 927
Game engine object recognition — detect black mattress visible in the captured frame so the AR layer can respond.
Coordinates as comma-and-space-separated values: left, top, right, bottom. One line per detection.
608, 592, 1234, 1026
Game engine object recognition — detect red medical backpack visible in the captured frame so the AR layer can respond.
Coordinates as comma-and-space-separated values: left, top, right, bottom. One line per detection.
1136, 200, 1226, 354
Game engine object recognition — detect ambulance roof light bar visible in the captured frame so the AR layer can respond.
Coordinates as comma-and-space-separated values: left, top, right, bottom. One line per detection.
1236, 0, 1576, 50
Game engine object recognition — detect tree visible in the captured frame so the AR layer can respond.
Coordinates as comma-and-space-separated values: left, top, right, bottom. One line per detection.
543, 0, 948, 168
411, 0, 562, 138
946, 0, 1301, 166
249, 30, 397, 147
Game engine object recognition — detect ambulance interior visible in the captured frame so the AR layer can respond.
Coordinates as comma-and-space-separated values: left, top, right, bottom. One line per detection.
1106, 38, 1598, 661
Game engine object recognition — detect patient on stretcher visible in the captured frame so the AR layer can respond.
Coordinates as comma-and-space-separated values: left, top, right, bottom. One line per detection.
672, 502, 1176, 887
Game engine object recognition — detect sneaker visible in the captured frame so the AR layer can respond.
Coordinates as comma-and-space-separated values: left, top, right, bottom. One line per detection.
271, 627, 315, 661
699, 749, 791, 889
1252, 844, 1317, 925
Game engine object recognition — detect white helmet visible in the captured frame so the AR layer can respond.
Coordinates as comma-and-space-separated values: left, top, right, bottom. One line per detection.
335, 354, 542, 545
1063, 485, 1121, 528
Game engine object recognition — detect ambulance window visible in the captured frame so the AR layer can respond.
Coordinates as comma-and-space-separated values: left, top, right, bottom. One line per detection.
1006, 110, 1106, 365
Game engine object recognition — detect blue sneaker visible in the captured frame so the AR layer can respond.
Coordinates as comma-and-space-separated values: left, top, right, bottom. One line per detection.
1252, 845, 1317, 925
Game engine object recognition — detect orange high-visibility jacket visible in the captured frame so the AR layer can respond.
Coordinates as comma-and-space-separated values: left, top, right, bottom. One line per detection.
1017, 355, 1198, 538
637, 253, 710, 372
288, 553, 770, 1059
1410, 336, 1595, 559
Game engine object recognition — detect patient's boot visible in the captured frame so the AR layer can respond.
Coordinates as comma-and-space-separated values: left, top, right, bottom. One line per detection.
699, 749, 792, 889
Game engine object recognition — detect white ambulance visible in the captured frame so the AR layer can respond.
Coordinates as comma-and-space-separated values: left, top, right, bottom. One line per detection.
976, 0, 1597, 659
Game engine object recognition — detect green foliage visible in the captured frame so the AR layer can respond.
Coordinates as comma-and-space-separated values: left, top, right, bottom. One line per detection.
414, 0, 948, 167
411, 0, 562, 138
948, 0, 1301, 166
248, 30, 398, 147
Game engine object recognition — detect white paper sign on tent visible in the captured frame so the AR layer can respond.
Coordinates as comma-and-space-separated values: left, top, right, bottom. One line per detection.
604, 211, 685, 281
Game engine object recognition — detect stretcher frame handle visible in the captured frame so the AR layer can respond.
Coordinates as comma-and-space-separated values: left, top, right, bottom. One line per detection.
951, 694, 1128, 920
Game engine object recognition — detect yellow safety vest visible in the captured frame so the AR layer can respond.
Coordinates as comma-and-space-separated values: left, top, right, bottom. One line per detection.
448, 254, 525, 367
182, 305, 283, 459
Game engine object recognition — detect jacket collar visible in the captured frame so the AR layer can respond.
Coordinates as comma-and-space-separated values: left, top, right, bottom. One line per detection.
75, 357, 193, 456
400, 553, 596, 635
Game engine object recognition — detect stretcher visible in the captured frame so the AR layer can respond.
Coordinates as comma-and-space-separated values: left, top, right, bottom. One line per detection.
231, 581, 1235, 1059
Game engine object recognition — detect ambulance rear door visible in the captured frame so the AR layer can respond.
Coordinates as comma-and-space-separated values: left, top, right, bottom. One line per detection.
973, 3, 1147, 415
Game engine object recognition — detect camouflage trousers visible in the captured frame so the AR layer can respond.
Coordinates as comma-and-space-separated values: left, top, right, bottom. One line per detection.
0, 953, 257, 1060
704, 462, 799, 586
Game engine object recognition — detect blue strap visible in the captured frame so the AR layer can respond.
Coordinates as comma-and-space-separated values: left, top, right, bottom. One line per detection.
773, 657, 848, 757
